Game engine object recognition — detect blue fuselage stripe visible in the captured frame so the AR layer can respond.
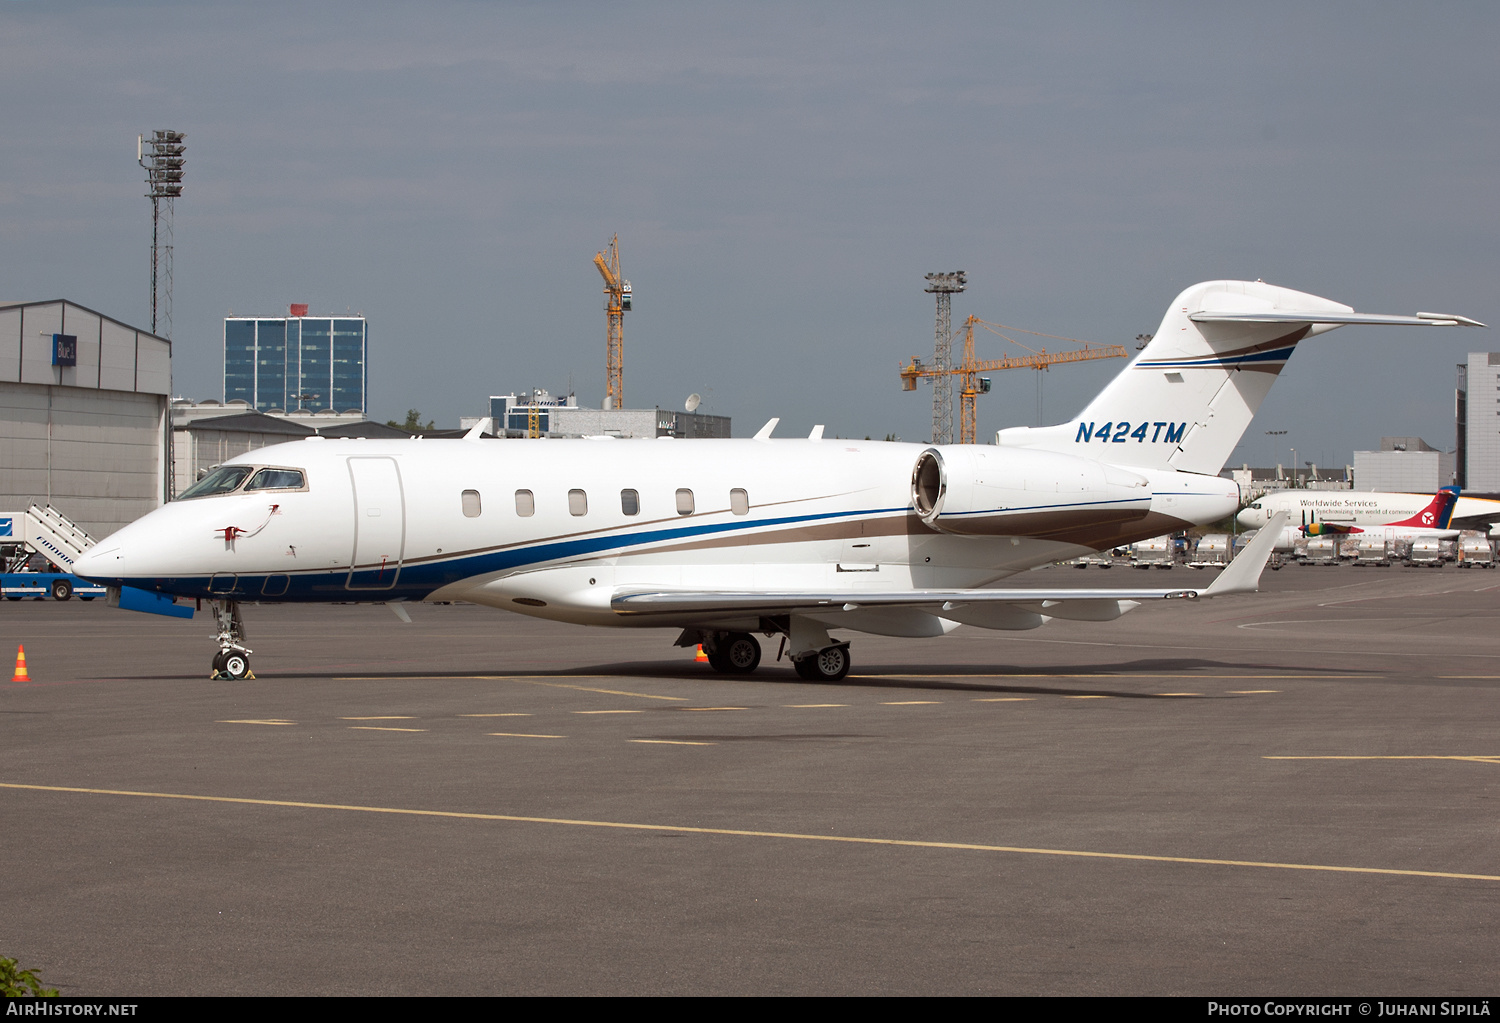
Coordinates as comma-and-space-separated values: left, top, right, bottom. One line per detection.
89, 504, 913, 603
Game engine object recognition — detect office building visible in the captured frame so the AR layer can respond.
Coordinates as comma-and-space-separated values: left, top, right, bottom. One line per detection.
224, 304, 367, 414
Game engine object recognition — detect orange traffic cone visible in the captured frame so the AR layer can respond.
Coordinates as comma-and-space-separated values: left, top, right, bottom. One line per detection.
12, 644, 30, 682
695, 644, 709, 663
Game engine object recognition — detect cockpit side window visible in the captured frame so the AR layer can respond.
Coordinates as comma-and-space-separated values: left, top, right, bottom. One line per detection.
179, 465, 256, 500
246, 467, 307, 492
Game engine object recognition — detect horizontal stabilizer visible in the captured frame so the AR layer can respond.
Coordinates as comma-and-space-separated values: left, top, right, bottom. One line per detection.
1190, 310, 1487, 328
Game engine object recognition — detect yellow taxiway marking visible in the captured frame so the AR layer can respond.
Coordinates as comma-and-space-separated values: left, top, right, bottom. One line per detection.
680, 707, 747, 712
849, 674, 1372, 680
489, 732, 565, 739
341, 716, 415, 721
475, 677, 689, 702
882, 700, 940, 705
1063, 695, 1111, 699
1440, 676, 1500, 680
973, 698, 1034, 703
333, 675, 688, 702
217, 719, 296, 726
630, 739, 716, 746
1229, 690, 1280, 694
1156, 693, 1201, 697
572, 710, 643, 715
5, 781, 1496, 884
461, 713, 531, 717
1266, 755, 1500, 765
348, 726, 426, 732
785, 704, 848, 708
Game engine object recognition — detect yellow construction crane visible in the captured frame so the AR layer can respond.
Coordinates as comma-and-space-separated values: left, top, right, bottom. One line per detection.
901, 315, 1128, 444
593, 235, 632, 409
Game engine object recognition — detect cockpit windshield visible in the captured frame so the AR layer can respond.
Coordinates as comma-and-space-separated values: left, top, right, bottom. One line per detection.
178, 465, 307, 500
179, 465, 256, 500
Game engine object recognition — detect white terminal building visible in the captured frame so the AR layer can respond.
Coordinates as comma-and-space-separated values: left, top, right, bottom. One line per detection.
1352, 436, 1455, 493
467, 389, 731, 439
1457, 353, 1500, 493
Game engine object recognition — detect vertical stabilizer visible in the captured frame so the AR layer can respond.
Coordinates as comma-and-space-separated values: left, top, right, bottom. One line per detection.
1390, 487, 1461, 530
997, 281, 1351, 475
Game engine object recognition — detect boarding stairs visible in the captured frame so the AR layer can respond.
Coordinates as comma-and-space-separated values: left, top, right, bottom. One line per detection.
23, 503, 96, 571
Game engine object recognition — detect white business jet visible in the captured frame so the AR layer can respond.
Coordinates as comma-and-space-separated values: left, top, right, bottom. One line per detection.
74, 280, 1483, 681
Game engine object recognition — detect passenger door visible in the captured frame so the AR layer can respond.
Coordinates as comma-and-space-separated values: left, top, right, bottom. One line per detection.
346, 457, 405, 590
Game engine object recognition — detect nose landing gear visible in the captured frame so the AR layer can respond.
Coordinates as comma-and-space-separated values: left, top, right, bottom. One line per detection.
210, 600, 254, 680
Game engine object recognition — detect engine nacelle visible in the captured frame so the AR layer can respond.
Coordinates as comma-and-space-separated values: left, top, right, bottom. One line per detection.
911, 446, 1152, 537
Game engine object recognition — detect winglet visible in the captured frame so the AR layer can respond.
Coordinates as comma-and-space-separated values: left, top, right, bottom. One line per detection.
1204, 512, 1288, 597
753, 418, 780, 441
462, 418, 491, 443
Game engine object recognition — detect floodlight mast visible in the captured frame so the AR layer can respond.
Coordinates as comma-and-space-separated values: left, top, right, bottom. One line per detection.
139, 130, 185, 339
924, 271, 967, 444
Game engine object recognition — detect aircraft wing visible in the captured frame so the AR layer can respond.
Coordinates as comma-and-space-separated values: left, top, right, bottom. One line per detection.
1189, 310, 1487, 328
613, 515, 1287, 618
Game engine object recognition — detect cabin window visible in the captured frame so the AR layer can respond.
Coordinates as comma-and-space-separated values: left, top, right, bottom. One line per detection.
621, 489, 640, 516
569, 489, 588, 516
461, 490, 482, 518
730, 489, 749, 516
676, 489, 694, 515
245, 467, 306, 492
515, 490, 535, 517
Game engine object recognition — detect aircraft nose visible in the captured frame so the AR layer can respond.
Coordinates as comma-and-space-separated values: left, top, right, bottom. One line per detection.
73, 543, 122, 582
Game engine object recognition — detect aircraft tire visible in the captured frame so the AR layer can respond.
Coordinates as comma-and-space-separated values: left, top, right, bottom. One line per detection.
720, 633, 761, 674
222, 651, 251, 681
51, 579, 72, 601
212, 651, 228, 673
792, 644, 851, 682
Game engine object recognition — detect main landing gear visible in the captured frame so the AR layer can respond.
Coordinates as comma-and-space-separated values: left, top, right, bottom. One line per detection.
703, 632, 763, 674
792, 643, 851, 682
689, 619, 853, 682
210, 600, 254, 681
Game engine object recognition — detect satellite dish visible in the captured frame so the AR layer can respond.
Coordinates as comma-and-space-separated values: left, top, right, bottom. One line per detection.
685, 393, 702, 413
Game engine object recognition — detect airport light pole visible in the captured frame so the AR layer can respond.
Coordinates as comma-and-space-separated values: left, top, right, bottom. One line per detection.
138, 130, 185, 339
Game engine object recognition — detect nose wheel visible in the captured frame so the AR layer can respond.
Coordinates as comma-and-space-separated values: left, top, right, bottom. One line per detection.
210, 600, 254, 681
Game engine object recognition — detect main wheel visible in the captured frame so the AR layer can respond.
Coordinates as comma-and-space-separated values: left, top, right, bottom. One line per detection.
793, 644, 851, 682
710, 633, 760, 674
222, 651, 251, 680
51, 579, 72, 601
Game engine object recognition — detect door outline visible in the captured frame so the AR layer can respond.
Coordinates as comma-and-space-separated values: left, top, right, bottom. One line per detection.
346, 457, 406, 590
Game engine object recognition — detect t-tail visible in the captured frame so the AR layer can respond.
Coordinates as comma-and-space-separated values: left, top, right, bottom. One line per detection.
1390, 486, 1461, 531
996, 281, 1484, 476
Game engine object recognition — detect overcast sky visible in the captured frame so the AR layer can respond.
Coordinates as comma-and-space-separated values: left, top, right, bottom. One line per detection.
2, 1, 1496, 468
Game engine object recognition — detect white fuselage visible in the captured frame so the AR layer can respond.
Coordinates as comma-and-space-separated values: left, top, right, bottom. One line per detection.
75, 435, 1239, 631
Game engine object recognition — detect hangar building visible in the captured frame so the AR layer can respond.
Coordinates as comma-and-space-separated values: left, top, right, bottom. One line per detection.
0, 299, 171, 539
